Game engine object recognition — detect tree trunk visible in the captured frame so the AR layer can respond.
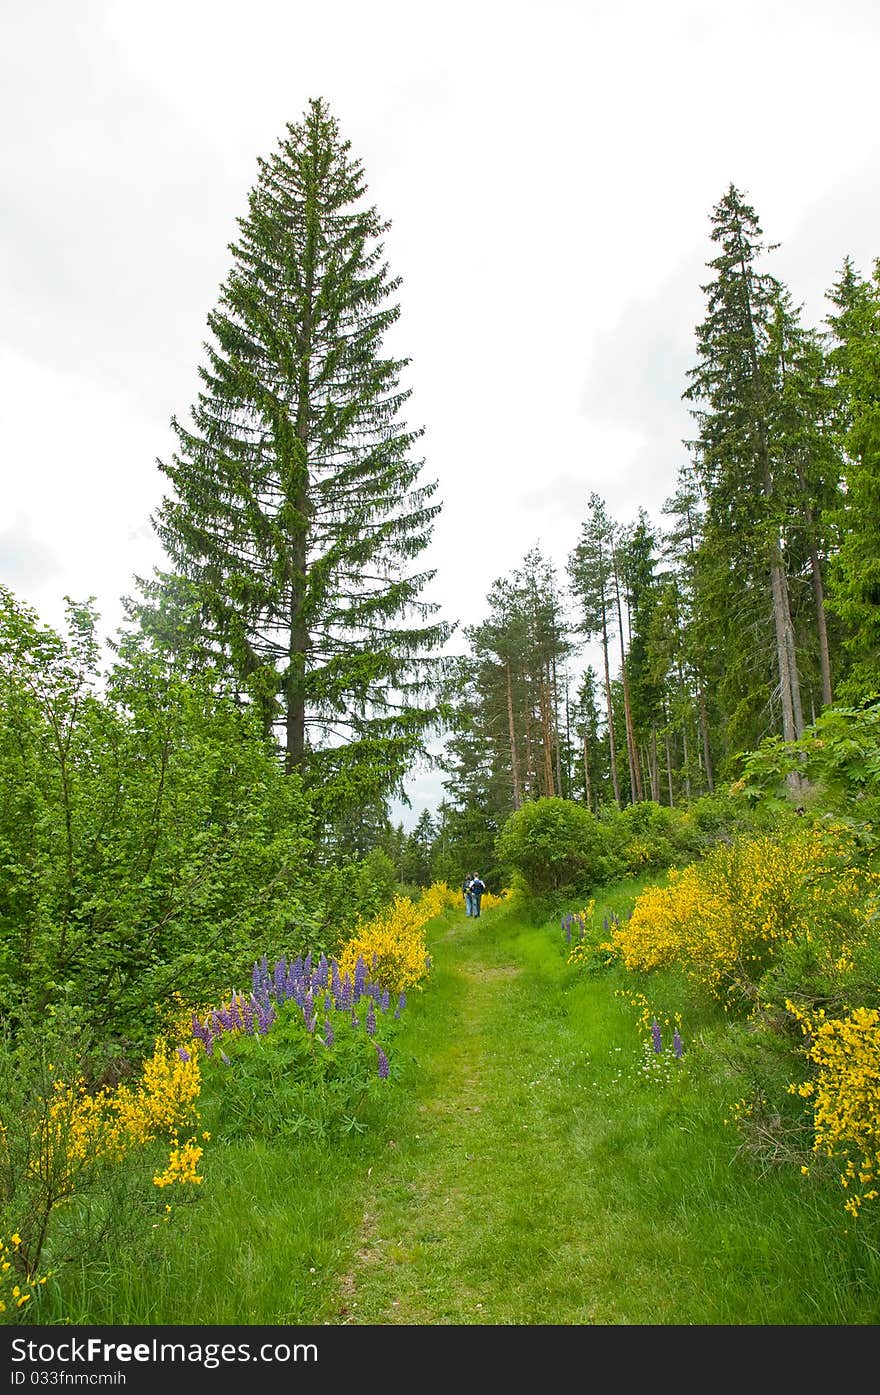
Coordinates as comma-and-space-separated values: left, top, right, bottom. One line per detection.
539, 672, 556, 797
583, 729, 593, 810
649, 728, 660, 802
664, 728, 674, 805
505, 657, 522, 810
552, 653, 564, 797
794, 412, 834, 709
612, 545, 642, 801
286, 200, 316, 774
600, 611, 621, 807
770, 560, 804, 744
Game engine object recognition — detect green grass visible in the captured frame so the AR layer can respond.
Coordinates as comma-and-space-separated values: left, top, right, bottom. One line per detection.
36, 895, 880, 1326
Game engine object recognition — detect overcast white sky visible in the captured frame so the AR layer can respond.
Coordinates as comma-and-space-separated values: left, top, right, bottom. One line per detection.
2, 0, 879, 826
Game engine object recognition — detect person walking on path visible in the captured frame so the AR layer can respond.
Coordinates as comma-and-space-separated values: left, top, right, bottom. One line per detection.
470, 873, 486, 917
462, 875, 474, 916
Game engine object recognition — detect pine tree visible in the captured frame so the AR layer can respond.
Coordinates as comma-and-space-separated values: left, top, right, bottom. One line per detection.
149, 98, 450, 813
568, 494, 622, 805
660, 468, 716, 794
825, 257, 880, 696
767, 284, 841, 712
684, 184, 805, 758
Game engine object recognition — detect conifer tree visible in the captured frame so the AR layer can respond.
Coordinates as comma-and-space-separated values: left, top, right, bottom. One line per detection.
568, 494, 622, 805
825, 257, 880, 696
149, 98, 450, 811
684, 185, 805, 754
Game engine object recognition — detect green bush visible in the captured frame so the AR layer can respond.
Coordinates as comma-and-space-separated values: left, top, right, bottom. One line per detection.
496, 796, 613, 896
600, 800, 687, 874
0, 587, 317, 1058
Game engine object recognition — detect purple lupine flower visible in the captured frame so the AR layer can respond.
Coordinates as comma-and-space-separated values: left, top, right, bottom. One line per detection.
350, 1008, 359, 1028
365, 998, 377, 1036
191, 1014, 209, 1045
177, 1047, 191, 1063
603, 913, 609, 932
330, 961, 341, 997
354, 956, 367, 1001
315, 954, 329, 990
255, 1001, 275, 1035
651, 1020, 662, 1053
219, 1049, 231, 1066
273, 958, 288, 1002
375, 1044, 389, 1079
241, 997, 255, 1034
673, 1029, 683, 1058
337, 973, 352, 1011
303, 951, 312, 980
324, 1017, 334, 1049
563, 916, 572, 945
380, 989, 390, 1013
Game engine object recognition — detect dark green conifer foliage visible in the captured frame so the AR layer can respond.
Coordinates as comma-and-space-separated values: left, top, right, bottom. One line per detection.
568, 494, 622, 805
825, 258, 880, 697
151, 98, 450, 810
684, 184, 805, 755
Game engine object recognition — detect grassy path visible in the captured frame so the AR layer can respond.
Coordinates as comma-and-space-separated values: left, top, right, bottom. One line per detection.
318, 904, 880, 1326
323, 904, 682, 1325
47, 897, 880, 1328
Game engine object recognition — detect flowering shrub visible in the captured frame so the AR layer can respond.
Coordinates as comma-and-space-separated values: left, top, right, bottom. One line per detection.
608, 825, 861, 1003
337, 894, 434, 994
190, 948, 409, 1141
0, 1234, 49, 1321
417, 881, 461, 918
0, 1016, 205, 1315
789, 1002, 880, 1218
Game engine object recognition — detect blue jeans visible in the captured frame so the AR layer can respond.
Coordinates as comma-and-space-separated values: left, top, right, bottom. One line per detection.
465, 892, 474, 915
472, 896, 482, 918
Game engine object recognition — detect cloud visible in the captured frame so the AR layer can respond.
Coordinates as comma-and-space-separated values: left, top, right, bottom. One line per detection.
0, 515, 60, 591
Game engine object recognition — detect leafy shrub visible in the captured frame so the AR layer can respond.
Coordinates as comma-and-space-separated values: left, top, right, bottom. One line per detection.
790, 1003, 880, 1218
0, 1004, 202, 1315
189, 949, 404, 1141
609, 822, 869, 1006
496, 796, 613, 896
740, 699, 880, 834
337, 895, 434, 994
600, 800, 689, 874
0, 588, 317, 1058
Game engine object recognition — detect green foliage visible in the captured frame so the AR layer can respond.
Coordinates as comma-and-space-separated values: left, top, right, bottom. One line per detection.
0, 1003, 164, 1305
599, 800, 692, 874
0, 587, 316, 1056
496, 796, 612, 896
312, 848, 400, 955
197, 999, 393, 1142
740, 699, 880, 834
826, 257, 880, 696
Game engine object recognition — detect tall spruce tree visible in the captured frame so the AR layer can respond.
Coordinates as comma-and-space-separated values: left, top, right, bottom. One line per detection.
825, 257, 880, 696
568, 494, 622, 805
684, 184, 805, 757
150, 98, 450, 812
